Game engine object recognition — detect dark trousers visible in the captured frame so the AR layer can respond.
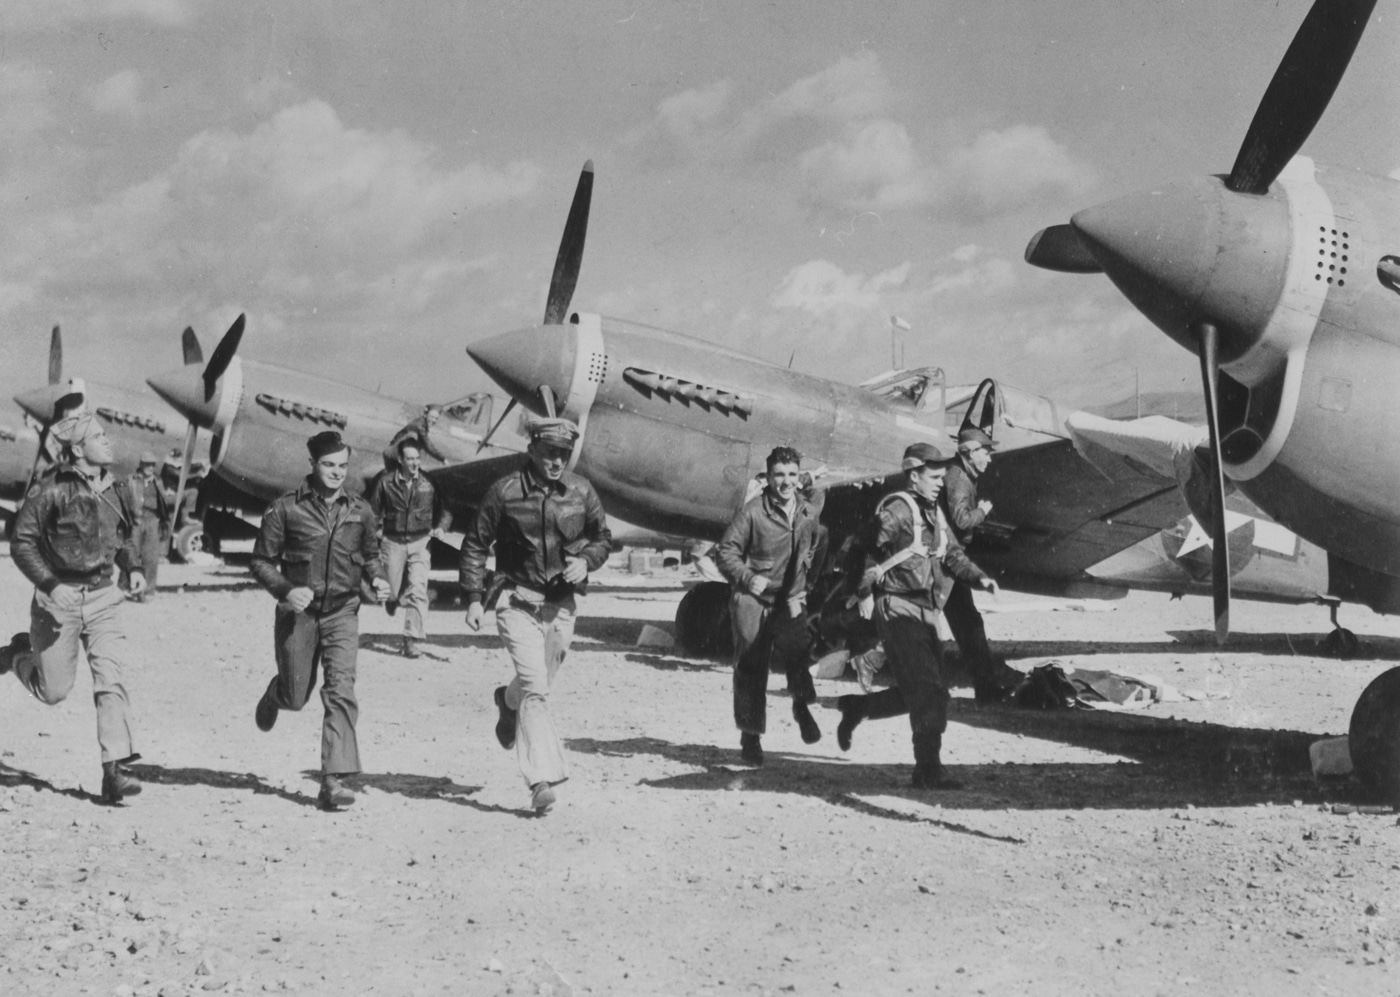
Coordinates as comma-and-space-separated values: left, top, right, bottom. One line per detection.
943, 580, 990, 676
266, 602, 361, 774
864, 595, 948, 771
731, 590, 814, 735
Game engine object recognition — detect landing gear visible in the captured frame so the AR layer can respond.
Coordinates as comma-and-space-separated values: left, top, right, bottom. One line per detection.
1348, 666, 1400, 804
1320, 599, 1359, 659
675, 581, 734, 659
171, 521, 213, 563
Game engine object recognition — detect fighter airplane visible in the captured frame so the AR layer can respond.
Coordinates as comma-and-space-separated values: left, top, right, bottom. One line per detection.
1024, 0, 1400, 797
12, 325, 212, 485
461, 162, 1337, 660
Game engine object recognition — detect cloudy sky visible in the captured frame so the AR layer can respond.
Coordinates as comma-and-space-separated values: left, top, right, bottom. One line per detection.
1, 0, 1396, 414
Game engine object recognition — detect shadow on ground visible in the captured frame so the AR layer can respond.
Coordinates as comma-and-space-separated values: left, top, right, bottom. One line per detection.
565, 695, 1352, 816
112, 763, 533, 818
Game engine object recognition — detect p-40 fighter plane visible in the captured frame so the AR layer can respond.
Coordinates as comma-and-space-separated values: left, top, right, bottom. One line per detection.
10, 326, 213, 541
461, 162, 1337, 661
1025, 0, 1400, 797
144, 315, 533, 547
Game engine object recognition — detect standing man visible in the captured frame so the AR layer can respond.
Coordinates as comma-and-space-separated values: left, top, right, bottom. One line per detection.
715, 446, 823, 765
460, 418, 611, 816
940, 427, 1020, 703
367, 437, 451, 658
250, 431, 389, 811
120, 452, 172, 602
385, 404, 447, 470
0, 413, 146, 804
833, 442, 999, 790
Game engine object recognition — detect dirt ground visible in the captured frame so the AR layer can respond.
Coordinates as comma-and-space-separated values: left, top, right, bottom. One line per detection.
4, 547, 1400, 997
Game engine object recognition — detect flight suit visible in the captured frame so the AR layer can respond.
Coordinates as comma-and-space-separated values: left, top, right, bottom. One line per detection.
855, 490, 991, 781
940, 459, 1017, 700
715, 489, 823, 737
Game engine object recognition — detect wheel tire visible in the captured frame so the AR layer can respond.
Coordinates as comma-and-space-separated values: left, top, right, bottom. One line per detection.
1348, 666, 1400, 804
675, 581, 734, 659
172, 522, 209, 564
1323, 628, 1360, 660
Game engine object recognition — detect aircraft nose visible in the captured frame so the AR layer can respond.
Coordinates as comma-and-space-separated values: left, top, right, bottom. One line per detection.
147, 367, 220, 428
466, 324, 578, 415
13, 385, 65, 423
1071, 176, 1289, 367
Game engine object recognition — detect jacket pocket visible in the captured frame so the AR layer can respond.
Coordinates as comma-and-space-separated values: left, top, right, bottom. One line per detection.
281, 551, 312, 587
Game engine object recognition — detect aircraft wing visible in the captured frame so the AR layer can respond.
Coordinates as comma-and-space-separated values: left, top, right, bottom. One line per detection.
425, 452, 530, 524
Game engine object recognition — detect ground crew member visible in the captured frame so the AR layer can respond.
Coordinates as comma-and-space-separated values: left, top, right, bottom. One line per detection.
715, 445, 823, 765
120, 451, 172, 601
833, 442, 999, 790
941, 426, 1021, 703
460, 418, 611, 816
367, 437, 450, 658
0, 412, 146, 804
385, 404, 446, 469
250, 431, 389, 811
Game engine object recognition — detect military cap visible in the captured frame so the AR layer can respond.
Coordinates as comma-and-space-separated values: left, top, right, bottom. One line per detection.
138, 451, 160, 466
901, 441, 950, 470
528, 417, 581, 449
957, 427, 997, 451
307, 430, 349, 459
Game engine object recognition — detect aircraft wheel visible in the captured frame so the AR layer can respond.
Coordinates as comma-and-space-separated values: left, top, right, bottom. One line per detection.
675, 581, 734, 659
171, 522, 211, 563
1348, 666, 1400, 804
1323, 627, 1360, 660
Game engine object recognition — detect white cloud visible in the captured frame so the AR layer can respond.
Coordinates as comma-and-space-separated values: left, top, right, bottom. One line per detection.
772, 259, 910, 314
762, 51, 892, 125
800, 122, 1097, 221
92, 70, 145, 117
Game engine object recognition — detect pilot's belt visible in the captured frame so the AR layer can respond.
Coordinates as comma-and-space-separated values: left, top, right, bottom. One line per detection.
384, 530, 429, 543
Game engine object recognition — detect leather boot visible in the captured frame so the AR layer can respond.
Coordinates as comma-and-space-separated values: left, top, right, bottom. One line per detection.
910, 733, 963, 790
836, 694, 867, 752
101, 762, 142, 804
740, 732, 765, 766
792, 700, 822, 744
0, 631, 30, 676
493, 686, 518, 750
318, 774, 356, 810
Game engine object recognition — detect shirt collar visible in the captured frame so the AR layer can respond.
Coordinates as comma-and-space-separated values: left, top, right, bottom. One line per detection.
522, 463, 568, 496
297, 476, 347, 505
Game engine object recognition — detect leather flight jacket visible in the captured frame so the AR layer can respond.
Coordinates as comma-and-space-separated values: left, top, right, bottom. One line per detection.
459, 465, 612, 604
251, 478, 386, 615
715, 490, 823, 607
368, 470, 448, 540
12, 465, 140, 593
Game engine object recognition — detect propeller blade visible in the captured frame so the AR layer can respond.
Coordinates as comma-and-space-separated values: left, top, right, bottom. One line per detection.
1226, 0, 1377, 194
1196, 322, 1230, 643
543, 161, 594, 325
172, 422, 199, 528
538, 384, 557, 418
1024, 224, 1103, 273
203, 313, 245, 402
475, 396, 518, 453
48, 325, 62, 385
182, 326, 203, 366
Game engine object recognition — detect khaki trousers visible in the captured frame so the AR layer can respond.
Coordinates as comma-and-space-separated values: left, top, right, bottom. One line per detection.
381, 535, 431, 641
496, 594, 576, 787
15, 583, 136, 764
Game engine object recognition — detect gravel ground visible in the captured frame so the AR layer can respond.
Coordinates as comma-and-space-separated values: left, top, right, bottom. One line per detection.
4, 549, 1400, 996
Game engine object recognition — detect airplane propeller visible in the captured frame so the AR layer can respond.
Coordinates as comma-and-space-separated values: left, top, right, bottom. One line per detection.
173, 314, 244, 528
476, 161, 594, 451
1195, 323, 1230, 643
1024, 0, 1376, 270
181, 326, 203, 366
48, 325, 62, 385
203, 313, 245, 403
